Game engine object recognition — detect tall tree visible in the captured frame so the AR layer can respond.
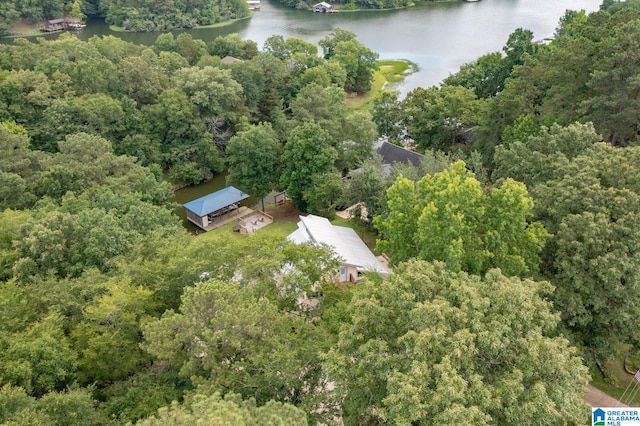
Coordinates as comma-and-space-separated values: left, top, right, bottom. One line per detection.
138, 392, 307, 425
492, 122, 601, 188
582, 19, 640, 145
174, 66, 245, 126
401, 85, 485, 151
324, 260, 590, 425
72, 278, 155, 384
289, 83, 347, 142
226, 123, 282, 210
142, 277, 334, 420
280, 123, 338, 211
319, 29, 378, 93
375, 161, 548, 276
530, 144, 640, 364
444, 52, 509, 98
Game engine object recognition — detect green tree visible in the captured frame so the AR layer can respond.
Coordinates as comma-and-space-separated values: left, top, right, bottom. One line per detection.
227, 59, 265, 119
344, 156, 390, 220
72, 278, 155, 384
38, 388, 104, 426
118, 55, 166, 106
0, 314, 77, 397
493, 122, 601, 188
0, 2, 20, 37
330, 39, 379, 94
528, 144, 640, 363
371, 90, 403, 142
138, 392, 307, 425
174, 66, 246, 134
318, 28, 356, 59
176, 33, 206, 65
0, 385, 106, 425
375, 161, 548, 276
208, 33, 248, 59
280, 123, 338, 211
338, 110, 378, 172
444, 52, 509, 98
303, 170, 344, 213
319, 28, 378, 93
69, 0, 86, 21
582, 19, 640, 145
39, 93, 127, 149
142, 277, 333, 419
153, 33, 177, 53
324, 260, 590, 425
289, 83, 346, 141
226, 123, 282, 210
249, 53, 288, 123
401, 85, 485, 151
503, 27, 537, 68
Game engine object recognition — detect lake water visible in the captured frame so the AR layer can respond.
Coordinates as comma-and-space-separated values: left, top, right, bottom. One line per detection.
22, 0, 601, 95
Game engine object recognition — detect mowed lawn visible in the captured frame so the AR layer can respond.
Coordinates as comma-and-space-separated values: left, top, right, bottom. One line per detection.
346, 59, 416, 111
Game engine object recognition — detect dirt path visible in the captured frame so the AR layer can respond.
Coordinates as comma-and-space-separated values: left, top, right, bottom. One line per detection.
584, 385, 628, 407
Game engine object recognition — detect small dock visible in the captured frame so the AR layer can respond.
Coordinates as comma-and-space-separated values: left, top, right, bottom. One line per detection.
40, 17, 85, 32
313, 2, 337, 12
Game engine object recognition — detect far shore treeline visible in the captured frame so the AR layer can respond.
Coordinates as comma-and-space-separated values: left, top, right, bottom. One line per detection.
0, 0, 436, 35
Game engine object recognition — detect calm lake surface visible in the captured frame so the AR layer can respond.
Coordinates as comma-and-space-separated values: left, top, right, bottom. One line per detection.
24, 0, 601, 95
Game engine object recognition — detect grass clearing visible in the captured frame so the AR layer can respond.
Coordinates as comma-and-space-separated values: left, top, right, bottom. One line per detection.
346, 59, 417, 111
345, 72, 386, 111
199, 201, 301, 241
589, 351, 640, 406
378, 59, 412, 83
4, 19, 48, 37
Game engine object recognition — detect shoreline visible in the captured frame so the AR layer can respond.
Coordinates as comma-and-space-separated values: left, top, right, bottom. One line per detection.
312, 0, 456, 13
2, 0, 460, 37
108, 15, 252, 33
1, 14, 252, 38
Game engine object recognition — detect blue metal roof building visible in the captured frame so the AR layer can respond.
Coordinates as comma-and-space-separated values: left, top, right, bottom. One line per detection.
183, 186, 249, 230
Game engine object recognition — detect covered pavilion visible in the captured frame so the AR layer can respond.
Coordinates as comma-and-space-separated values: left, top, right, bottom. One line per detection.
183, 186, 250, 231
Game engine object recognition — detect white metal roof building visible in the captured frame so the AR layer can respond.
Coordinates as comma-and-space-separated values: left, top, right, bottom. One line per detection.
288, 215, 388, 280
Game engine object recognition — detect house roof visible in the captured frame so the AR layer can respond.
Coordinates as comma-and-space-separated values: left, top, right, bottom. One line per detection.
48, 18, 65, 24
375, 139, 424, 168
183, 186, 249, 217
222, 55, 242, 64
288, 215, 388, 275
314, 2, 333, 7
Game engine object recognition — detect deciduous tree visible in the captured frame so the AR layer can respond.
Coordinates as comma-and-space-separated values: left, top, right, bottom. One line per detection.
375, 161, 548, 276
226, 123, 281, 210
280, 123, 338, 211
401, 85, 485, 151
324, 260, 590, 425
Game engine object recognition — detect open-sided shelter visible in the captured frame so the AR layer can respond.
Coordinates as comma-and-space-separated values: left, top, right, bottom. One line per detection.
183, 186, 249, 230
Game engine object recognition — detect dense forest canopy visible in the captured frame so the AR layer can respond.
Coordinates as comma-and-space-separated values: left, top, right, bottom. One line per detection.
2, 1, 640, 423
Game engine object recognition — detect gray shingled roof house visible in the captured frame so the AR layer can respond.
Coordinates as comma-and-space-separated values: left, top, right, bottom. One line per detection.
374, 138, 424, 168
